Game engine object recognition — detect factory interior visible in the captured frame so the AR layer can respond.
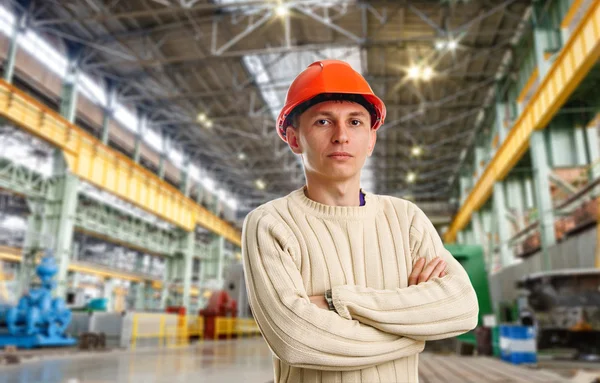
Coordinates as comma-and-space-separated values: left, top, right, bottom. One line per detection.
0, 0, 599, 382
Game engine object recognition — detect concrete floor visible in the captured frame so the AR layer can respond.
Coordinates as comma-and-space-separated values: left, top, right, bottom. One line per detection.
0, 338, 274, 383
0, 338, 597, 383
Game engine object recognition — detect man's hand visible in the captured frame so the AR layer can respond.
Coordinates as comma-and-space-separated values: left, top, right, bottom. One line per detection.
309, 295, 329, 310
408, 257, 447, 286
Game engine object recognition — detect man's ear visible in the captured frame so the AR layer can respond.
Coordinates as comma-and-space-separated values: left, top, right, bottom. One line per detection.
286, 126, 302, 154
367, 129, 377, 157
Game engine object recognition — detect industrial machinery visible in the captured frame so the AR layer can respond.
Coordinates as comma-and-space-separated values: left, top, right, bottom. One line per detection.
517, 269, 600, 361
443, 244, 495, 355
0, 250, 76, 348
199, 290, 237, 339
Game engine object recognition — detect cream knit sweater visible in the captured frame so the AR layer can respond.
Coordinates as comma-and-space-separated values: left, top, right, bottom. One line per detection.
242, 188, 479, 383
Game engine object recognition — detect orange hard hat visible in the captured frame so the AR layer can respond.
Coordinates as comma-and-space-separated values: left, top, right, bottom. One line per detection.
276, 60, 386, 142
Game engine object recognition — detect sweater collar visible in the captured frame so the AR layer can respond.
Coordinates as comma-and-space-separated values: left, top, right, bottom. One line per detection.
289, 186, 378, 219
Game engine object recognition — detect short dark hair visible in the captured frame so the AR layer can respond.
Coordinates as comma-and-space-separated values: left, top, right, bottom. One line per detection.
287, 93, 376, 129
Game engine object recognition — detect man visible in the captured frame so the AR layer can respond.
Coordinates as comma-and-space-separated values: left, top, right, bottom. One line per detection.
242, 60, 478, 383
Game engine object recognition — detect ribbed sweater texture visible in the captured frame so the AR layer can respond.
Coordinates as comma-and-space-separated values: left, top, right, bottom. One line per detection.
242, 188, 479, 382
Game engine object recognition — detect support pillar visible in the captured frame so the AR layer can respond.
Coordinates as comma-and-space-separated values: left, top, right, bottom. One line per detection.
160, 258, 172, 309
133, 112, 145, 164
48, 60, 80, 297
103, 278, 114, 312
181, 230, 195, 311
471, 211, 483, 246
48, 157, 79, 298
158, 132, 168, 180
493, 182, 513, 267
585, 117, 600, 180
180, 158, 190, 197
134, 281, 146, 311
215, 235, 225, 284
530, 19, 558, 269
101, 84, 115, 145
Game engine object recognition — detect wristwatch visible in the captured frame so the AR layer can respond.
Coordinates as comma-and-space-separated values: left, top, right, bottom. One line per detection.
324, 289, 337, 312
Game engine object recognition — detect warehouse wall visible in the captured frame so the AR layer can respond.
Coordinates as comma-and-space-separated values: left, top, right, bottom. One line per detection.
488, 226, 597, 311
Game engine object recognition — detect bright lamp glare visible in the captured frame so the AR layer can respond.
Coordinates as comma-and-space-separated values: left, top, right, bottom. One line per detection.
275, 5, 288, 17
422, 67, 433, 81
448, 40, 458, 50
408, 66, 420, 79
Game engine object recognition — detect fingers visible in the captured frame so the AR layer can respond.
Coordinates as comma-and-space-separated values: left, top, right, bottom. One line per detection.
408, 258, 426, 286
417, 258, 447, 284
430, 259, 447, 279
417, 258, 441, 284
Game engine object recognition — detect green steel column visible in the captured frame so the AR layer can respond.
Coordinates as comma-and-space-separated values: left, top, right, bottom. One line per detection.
530, 131, 556, 266
585, 121, 600, 180
531, 19, 558, 267
493, 182, 513, 267
180, 158, 190, 197
216, 235, 225, 284
101, 85, 115, 145
134, 281, 146, 311
507, 177, 526, 230
459, 175, 469, 205
3, 14, 25, 83
495, 102, 507, 143
59, 64, 79, 124
181, 230, 195, 310
471, 211, 483, 245
50, 58, 81, 298
103, 278, 113, 312
574, 125, 588, 166
17, 200, 44, 296
133, 112, 145, 164
158, 133, 168, 180
49, 161, 79, 298
160, 258, 172, 309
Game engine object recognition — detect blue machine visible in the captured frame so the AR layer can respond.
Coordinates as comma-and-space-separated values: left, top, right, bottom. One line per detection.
0, 251, 76, 348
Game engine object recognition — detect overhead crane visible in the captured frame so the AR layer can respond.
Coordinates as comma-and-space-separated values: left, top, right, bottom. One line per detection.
445, 1, 600, 243
0, 79, 241, 246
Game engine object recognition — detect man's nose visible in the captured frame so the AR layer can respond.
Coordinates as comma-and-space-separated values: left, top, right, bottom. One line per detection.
331, 122, 349, 144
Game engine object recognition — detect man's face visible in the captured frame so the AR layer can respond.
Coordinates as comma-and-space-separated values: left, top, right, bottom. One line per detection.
286, 100, 377, 182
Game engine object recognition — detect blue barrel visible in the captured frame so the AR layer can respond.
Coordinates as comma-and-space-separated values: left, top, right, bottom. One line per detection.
507, 325, 537, 364
499, 325, 512, 362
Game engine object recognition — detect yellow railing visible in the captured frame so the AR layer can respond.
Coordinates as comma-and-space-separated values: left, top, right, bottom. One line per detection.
129, 314, 259, 349
0, 80, 241, 246
445, 2, 600, 242
214, 317, 260, 339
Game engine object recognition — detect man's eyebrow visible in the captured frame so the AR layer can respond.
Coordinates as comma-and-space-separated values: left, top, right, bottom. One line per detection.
310, 111, 369, 118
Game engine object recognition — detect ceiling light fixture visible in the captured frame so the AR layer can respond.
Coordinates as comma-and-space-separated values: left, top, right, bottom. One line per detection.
238, 152, 246, 161
422, 66, 433, 81
197, 113, 207, 123
408, 66, 420, 79
435, 41, 446, 50
411, 146, 422, 157
406, 172, 417, 183
447, 40, 458, 50
255, 179, 266, 190
275, 4, 288, 17
205, 120, 213, 129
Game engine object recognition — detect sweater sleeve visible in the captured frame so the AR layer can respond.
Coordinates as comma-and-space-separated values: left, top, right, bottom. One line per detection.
242, 208, 425, 371
330, 205, 479, 341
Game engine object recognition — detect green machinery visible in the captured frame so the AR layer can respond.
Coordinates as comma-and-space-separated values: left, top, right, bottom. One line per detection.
444, 244, 493, 347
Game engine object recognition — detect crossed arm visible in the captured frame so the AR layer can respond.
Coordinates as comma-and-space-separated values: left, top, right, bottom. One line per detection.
316, 207, 479, 341
242, 206, 478, 371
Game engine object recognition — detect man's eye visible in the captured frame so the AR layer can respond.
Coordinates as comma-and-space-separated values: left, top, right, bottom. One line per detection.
351, 119, 362, 126
317, 119, 330, 126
